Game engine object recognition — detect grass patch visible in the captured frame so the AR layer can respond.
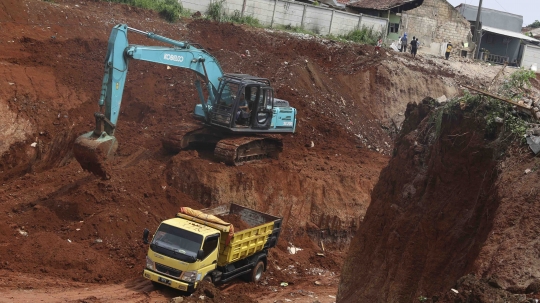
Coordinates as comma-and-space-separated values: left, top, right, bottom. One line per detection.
431, 72, 535, 142
206, 0, 226, 21
275, 24, 317, 35
229, 11, 262, 27
336, 26, 381, 45
206, 1, 261, 26
103, 0, 188, 22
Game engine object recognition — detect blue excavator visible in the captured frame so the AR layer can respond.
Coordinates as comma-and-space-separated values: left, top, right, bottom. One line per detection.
73, 24, 297, 178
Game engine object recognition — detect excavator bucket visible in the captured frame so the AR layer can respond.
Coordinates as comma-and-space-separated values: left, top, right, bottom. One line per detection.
73, 131, 118, 179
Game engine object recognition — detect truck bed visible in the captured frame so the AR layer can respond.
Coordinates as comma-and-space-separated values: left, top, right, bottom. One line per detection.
217, 205, 283, 266
218, 204, 282, 266
176, 203, 282, 267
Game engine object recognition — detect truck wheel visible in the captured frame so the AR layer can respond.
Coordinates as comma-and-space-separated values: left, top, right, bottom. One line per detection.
203, 275, 213, 284
249, 261, 265, 283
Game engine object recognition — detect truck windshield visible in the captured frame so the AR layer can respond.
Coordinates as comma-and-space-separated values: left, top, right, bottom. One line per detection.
151, 223, 203, 263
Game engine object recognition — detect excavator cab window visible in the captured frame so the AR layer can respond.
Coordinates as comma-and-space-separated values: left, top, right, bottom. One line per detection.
212, 81, 241, 126
235, 85, 260, 126
251, 88, 273, 129
217, 82, 240, 107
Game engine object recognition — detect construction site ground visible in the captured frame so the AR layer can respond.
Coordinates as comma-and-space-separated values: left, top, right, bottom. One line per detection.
1, 0, 537, 302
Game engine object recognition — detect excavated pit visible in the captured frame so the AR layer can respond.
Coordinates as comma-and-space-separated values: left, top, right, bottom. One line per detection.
0, 0, 525, 302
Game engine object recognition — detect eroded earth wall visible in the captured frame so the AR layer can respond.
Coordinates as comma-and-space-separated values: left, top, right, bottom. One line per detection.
338, 100, 502, 302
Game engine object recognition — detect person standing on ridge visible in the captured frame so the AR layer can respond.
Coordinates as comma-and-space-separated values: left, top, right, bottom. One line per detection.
410, 37, 418, 58
375, 36, 382, 54
401, 33, 408, 53
445, 41, 453, 60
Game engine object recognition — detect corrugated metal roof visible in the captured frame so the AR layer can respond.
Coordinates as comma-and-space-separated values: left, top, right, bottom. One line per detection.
347, 0, 420, 10
483, 25, 540, 43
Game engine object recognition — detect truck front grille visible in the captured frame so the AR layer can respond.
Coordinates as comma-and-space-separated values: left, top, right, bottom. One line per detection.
156, 263, 182, 278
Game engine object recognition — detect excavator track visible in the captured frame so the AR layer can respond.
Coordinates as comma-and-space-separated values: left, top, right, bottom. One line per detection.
214, 135, 283, 165
161, 122, 211, 152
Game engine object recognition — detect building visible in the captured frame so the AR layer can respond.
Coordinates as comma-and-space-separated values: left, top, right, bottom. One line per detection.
346, 0, 425, 41
346, 0, 472, 56
455, 4, 539, 67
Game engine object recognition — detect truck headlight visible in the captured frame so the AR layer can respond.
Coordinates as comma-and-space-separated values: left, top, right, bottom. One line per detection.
146, 256, 155, 270
181, 270, 197, 283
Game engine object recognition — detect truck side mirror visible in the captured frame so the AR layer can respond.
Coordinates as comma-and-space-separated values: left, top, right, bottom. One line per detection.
197, 249, 205, 260
143, 228, 149, 244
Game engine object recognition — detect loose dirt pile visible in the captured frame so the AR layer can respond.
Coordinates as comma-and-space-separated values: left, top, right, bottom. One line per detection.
217, 214, 251, 231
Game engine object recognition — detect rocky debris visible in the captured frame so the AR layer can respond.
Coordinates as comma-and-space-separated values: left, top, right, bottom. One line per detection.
526, 125, 540, 154
180, 281, 256, 303
436, 95, 448, 104
171, 297, 184, 303
433, 274, 532, 303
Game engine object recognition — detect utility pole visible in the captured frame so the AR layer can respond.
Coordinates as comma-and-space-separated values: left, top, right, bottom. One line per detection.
474, 0, 483, 58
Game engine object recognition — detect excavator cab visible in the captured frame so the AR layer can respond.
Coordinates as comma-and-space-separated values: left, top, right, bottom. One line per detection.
208, 74, 274, 131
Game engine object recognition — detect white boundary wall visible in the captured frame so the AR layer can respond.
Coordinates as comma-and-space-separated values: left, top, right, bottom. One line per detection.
521, 44, 540, 72
180, 0, 387, 36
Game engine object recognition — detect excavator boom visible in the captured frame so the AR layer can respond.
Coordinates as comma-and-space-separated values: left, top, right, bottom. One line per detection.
73, 24, 224, 179
74, 24, 296, 179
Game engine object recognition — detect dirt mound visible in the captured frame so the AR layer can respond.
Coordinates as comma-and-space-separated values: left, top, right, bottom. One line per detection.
338, 99, 502, 302
217, 214, 251, 231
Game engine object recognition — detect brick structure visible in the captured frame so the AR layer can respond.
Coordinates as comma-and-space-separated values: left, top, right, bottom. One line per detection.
401, 0, 472, 55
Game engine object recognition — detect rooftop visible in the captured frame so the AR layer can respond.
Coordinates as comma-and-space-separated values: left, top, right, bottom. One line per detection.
455, 3, 523, 19
347, 0, 422, 10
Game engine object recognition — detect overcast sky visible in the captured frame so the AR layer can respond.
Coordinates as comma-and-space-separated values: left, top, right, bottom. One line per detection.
446, 0, 538, 27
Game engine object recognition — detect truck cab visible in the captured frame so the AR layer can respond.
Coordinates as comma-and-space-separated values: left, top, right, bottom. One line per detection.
143, 218, 221, 292
142, 204, 282, 292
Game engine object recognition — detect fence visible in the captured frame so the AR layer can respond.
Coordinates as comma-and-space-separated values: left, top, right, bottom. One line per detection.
180, 0, 388, 36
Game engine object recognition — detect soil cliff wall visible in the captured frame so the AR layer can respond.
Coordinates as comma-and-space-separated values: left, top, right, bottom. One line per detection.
338, 99, 502, 302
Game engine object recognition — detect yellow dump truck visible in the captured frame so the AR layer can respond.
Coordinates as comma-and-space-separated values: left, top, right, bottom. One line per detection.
142, 203, 282, 292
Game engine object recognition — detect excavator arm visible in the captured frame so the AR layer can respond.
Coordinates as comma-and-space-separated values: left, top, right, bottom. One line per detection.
73, 24, 225, 179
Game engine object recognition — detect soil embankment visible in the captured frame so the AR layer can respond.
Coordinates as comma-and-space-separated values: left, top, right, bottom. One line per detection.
338, 99, 540, 302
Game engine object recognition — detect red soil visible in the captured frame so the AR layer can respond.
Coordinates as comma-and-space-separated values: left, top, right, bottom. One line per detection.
0, 0, 501, 302
217, 214, 251, 232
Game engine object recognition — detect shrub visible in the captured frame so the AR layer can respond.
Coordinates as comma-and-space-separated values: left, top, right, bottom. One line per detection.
229, 10, 262, 27
206, 0, 226, 21
102, 0, 186, 22
338, 26, 381, 45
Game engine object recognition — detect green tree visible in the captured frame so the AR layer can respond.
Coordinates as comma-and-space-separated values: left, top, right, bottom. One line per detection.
527, 20, 540, 28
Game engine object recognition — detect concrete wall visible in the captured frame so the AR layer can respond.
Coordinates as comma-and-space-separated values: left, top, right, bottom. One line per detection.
180, 0, 388, 36
400, 0, 471, 56
456, 4, 523, 33
521, 44, 540, 72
